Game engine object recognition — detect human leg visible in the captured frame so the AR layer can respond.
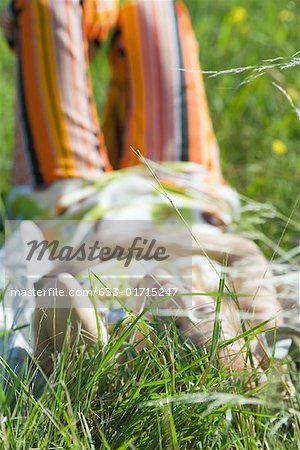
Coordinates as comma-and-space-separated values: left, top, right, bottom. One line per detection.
132, 269, 253, 372
9, 0, 112, 188
34, 273, 107, 373
191, 231, 282, 330
103, 0, 222, 182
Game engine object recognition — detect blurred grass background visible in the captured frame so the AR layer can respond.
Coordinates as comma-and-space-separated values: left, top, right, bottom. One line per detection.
0, 0, 299, 248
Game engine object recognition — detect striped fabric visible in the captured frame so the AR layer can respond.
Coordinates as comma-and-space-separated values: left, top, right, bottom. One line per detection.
83, 0, 119, 42
103, 0, 223, 182
2, 0, 118, 187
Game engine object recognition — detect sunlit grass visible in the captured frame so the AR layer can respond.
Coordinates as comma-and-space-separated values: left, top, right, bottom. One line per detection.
0, 283, 299, 449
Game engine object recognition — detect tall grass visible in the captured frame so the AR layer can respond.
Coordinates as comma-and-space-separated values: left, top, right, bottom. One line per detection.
1, 294, 299, 449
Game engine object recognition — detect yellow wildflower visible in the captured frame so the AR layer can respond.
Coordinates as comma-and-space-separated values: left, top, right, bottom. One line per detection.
286, 87, 299, 103
272, 139, 287, 156
230, 6, 248, 24
278, 10, 295, 22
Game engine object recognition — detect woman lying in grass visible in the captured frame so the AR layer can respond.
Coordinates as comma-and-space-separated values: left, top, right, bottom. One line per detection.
27, 165, 282, 375
1, 0, 293, 379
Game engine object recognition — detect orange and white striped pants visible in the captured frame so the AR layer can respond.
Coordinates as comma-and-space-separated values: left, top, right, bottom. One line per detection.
3, 0, 117, 187
103, 0, 223, 182
2, 0, 223, 187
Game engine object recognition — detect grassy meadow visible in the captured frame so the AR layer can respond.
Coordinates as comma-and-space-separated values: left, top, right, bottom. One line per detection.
0, 0, 300, 448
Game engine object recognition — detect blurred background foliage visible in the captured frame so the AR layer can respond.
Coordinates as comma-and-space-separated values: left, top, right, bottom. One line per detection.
0, 0, 299, 249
